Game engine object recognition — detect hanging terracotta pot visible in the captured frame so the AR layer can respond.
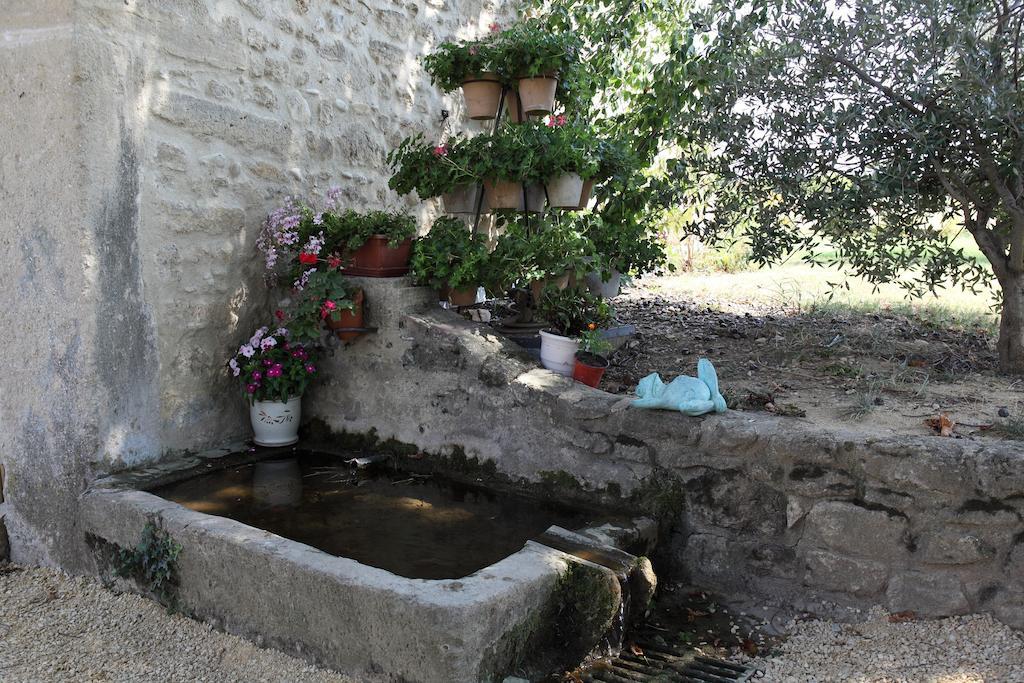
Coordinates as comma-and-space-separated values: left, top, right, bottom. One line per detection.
341, 237, 413, 277
547, 173, 584, 208
504, 90, 524, 123
577, 178, 595, 209
442, 183, 486, 214
461, 72, 503, 120
448, 287, 479, 307
326, 288, 365, 342
517, 75, 558, 115
529, 271, 572, 303
483, 179, 522, 210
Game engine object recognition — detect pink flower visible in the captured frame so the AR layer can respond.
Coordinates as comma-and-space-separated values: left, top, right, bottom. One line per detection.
432, 144, 448, 157
305, 364, 316, 374
488, 21, 500, 33
468, 46, 478, 56
263, 358, 274, 367
274, 309, 285, 321
251, 371, 263, 382
327, 255, 342, 269
228, 358, 240, 377
246, 383, 258, 394
266, 366, 283, 379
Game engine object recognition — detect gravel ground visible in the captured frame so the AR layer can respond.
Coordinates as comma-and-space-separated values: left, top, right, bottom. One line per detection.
0, 564, 369, 683
4, 564, 1023, 682
749, 608, 1024, 682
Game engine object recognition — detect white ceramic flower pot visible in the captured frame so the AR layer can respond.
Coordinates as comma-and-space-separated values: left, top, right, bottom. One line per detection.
546, 173, 584, 208
585, 269, 622, 299
250, 397, 302, 447
539, 330, 579, 377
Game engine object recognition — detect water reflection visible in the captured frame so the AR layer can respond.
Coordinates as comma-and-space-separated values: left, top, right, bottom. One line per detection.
252, 458, 302, 508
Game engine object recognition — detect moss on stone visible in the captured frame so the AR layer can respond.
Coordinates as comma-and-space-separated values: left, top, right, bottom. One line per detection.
539, 470, 587, 493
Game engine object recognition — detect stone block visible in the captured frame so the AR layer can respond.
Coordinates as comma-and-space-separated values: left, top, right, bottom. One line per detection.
785, 462, 858, 498
803, 549, 888, 596
151, 92, 288, 151
916, 528, 994, 565
802, 501, 909, 561
886, 571, 969, 616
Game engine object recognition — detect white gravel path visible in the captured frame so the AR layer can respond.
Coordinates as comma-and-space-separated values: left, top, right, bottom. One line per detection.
0, 564, 369, 683
4, 564, 1023, 682
750, 607, 1024, 682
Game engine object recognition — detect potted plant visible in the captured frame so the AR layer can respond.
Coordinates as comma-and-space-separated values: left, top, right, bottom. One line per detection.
229, 326, 317, 447
466, 128, 545, 211
486, 215, 596, 301
533, 284, 612, 377
573, 323, 613, 388
423, 37, 503, 120
583, 188, 671, 297
411, 217, 491, 306
317, 210, 418, 277
537, 117, 599, 208
579, 138, 634, 209
496, 19, 582, 115
387, 134, 483, 213
285, 268, 363, 343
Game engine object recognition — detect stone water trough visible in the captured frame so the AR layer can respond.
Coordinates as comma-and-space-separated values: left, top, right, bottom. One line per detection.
80, 446, 657, 682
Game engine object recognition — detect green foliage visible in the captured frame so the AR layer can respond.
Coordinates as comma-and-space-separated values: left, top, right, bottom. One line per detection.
464, 121, 600, 184
496, 15, 584, 79
535, 284, 613, 336
116, 521, 182, 609
575, 211, 669, 277
285, 269, 357, 344
316, 210, 417, 253
578, 325, 612, 356
422, 37, 500, 91
387, 134, 476, 199
411, 217, 491, 290
487, 214, 597, 292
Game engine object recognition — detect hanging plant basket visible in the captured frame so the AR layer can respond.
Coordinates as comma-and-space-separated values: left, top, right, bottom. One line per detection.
484, 180, 546, 212
547, 173, 585, 208
517, 75, 558, 115
443, 183, 486, 214
462, 72, 503, 120
342, 236, 413, 277
577, 178, 595, 209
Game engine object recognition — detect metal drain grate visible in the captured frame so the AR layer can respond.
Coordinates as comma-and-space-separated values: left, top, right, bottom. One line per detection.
581, 639, 757, 682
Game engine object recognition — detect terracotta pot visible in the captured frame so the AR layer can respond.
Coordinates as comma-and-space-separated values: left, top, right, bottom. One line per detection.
529, 271, 572, 303
442, 183, 486, 214
517, 75, 558, 115
436, 285, 451, 302
483, 180, 545, 212
341, 236, 412, 277
547, 173, 584, 208
572, 352, 609, 388
448, 286, 479, 307
461, 73, 503, 120
577, 178, 595, 209
504, 90, 524, 123
326, 288, 365, 342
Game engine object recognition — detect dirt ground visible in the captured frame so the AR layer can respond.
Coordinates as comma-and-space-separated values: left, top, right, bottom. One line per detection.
602, 277, 1023, 441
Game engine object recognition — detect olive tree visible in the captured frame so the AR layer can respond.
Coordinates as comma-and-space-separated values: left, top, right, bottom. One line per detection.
547, 0, 1024, 373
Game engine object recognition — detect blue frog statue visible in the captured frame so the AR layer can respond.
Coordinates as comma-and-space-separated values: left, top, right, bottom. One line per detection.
631, 358, 727, 416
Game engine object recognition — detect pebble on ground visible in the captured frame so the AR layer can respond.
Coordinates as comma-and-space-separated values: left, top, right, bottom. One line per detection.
749, 607, 1024, 682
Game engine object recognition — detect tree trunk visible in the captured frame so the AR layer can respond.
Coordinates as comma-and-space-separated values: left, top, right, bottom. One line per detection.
999, 273, 1024, 374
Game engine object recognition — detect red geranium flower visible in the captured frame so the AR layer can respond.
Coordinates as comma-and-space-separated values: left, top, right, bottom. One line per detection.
299, 252, 318, 265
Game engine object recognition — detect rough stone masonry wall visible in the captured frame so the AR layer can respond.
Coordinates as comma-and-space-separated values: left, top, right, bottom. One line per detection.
309, 278, 1024, 628
0, 0, 508, 568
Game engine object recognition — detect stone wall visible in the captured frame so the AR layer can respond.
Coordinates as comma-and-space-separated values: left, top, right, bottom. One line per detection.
309, 278, 1024, 628
1, 0, 507, 567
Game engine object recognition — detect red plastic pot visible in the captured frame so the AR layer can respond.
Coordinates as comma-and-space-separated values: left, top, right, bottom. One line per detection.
326, 288, 365, 342
572, 352, 608, 388
341, 236, 413, 277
